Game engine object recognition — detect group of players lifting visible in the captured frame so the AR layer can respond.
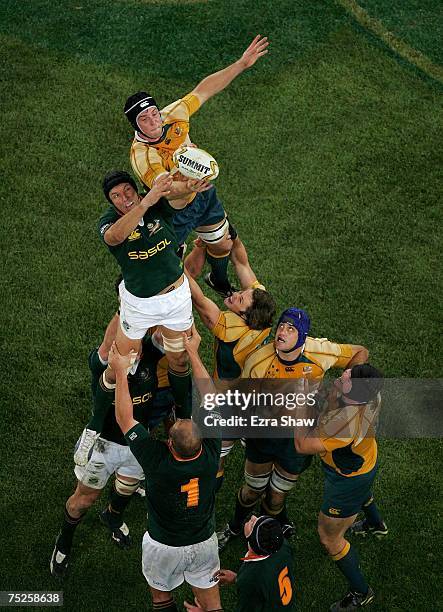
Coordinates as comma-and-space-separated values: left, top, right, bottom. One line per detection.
50, 36, 388, 612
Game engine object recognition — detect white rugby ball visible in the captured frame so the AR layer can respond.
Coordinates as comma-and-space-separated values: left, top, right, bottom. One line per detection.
172, 145, 219, 181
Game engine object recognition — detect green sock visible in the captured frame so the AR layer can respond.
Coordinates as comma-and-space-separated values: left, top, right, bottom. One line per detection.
333, 542, 368, 594
105, 483, 133, 527
206, 251, 230, 290
167, 367, 192, 418
362, 496, 383, 527
152, 600, 178, 611
230, 489, 257, 532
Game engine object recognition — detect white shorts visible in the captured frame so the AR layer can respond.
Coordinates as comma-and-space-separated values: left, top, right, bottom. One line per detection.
74, 437, 144, 490
142, 531, 220, 591
119, 277, 193, 340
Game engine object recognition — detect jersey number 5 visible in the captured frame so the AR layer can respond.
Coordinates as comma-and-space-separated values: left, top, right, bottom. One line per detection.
181, 478, 199, 508
278, 566, 292, 606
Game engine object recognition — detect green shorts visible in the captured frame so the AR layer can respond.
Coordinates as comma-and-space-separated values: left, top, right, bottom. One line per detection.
321, 462, 378, 518
245, 438, 312, 475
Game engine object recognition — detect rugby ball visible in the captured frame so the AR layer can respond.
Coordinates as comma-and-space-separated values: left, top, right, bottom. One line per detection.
172, 145, 219, 181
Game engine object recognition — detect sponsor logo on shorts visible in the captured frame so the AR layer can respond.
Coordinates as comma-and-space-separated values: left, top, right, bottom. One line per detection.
329, 507, 341, 516
122, 320, 131, 331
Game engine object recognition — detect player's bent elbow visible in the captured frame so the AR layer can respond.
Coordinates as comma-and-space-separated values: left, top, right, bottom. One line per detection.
104, 230, 124, 247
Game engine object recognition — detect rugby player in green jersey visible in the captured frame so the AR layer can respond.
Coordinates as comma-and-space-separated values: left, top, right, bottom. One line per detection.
108, 328, 223, 612
99, 170, 194, 425
50, 336, 170, 578
185, 516, 295, 612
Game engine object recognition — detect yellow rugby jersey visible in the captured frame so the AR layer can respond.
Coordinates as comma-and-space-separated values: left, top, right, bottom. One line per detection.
318, 395, 380, 476
156, 356, 169, 389
130, 93, 201, 196
211, 311, 272, 380
241, 337, 355, 380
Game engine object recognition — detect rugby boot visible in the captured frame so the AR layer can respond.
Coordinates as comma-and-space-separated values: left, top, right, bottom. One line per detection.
330, 587, 375, 611
50, 534, 70, 578
349, 519, 388, 539
99, 509, 131, 549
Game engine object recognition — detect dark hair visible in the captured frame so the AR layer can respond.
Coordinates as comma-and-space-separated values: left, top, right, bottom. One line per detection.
102, 171, 138, 204
243, 289, 276, 330
347, 364, 384, 403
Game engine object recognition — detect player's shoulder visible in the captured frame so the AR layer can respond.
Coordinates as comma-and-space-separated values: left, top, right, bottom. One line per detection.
305, 336, 342, 356
243, 342, 276, 377
98, 205, 118, 225
212, 310, 248, 340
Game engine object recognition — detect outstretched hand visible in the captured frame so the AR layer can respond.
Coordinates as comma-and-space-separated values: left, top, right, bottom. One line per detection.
142, 173, 173, 207
239, 35, 269, 69
183, 324, 201, 357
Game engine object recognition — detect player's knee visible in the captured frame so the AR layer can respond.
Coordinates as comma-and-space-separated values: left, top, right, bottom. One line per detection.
269, 467, 298, 495
68, 489, 100, 514
317, 524, 337, 553
165, 350, 188, 371
114, 476, 140, 497
244, 469, 272, 498
206, 235, 232, 257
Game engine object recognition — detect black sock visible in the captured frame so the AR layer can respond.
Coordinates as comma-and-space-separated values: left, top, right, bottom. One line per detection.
332, 542, 368, 595
57, 507, 84, 554
230, 489, 257, 533
105, 483, 133, 528
168, 367, 192, 418
206, 251, 230, 290
362, 496, 383, 527
153, 599, 178, 611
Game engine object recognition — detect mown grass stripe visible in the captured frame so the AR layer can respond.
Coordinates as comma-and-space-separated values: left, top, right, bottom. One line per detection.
337, 0, 443, 83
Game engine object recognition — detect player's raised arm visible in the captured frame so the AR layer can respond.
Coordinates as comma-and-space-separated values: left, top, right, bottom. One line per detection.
186, 274, 221, 330
183, 326, 217, 400
108, 342, 138, 434
191, 35, 269, 105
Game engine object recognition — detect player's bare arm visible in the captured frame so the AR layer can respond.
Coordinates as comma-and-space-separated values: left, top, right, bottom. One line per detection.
186, 274, 221, 329
183, 326, 217, 399
159, 174, 213, 205
229, 238, 259, 289
104, 174, 173, 246
108, 342, 138, 434
191, 35, 269, 105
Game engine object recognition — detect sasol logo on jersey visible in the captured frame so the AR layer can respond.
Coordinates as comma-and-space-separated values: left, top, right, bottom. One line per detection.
128, 229, 141, 241
132, 392, 153, 405
128, 238, 172, 259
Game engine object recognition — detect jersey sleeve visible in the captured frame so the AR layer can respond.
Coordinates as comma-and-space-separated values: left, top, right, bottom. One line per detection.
98, 206, 119, 243
211, 311, 228, 340
318, 407, 360, 451
161, 93, 201, 122
130, 141, 168, 188
305, 338, 355, 372
87, 374, 114, 433
124, 423, 164, 473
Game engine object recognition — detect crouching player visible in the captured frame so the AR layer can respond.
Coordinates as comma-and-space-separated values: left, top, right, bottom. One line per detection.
50, 335, 171, 577
108, 327, 223, 612
295, 364, 387, 611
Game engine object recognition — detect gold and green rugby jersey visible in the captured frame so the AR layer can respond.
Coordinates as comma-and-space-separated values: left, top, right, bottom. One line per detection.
211, 310, 272, 380
125, 423, 221, 546
242, 337, 354, 380
130, 93, 201, 205
318, 395, 380, 476
235, 540, 295, 611
98, 197, 181, 298
92, 338, 162, 444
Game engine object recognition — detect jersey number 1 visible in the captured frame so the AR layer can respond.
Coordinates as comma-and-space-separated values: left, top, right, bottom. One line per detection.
181, 478, 199, 508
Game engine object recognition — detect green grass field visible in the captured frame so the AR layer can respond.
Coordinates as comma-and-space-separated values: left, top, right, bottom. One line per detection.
1, 1, 442, 610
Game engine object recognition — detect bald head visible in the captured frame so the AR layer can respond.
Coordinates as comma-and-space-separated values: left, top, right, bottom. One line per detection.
169, 420, 202, 458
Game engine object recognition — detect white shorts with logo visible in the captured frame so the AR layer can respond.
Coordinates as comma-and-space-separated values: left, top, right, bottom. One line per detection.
74, 437, 144, 489
119, 277, 193, 340
142, 531, 220, 591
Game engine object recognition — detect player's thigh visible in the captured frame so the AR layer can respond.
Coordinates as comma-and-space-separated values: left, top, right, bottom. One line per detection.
318, 511, 357, 541
245, 458, 274, 477
184, 533, 220, 590
115, 324, 142, 354
115, 446, 144, 484
161, 324, 192, 364
70, 480, 103, 507
148, 586, 173, 604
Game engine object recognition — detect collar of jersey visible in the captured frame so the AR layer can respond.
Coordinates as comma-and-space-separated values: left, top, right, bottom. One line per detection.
168, 443, 203, 462
240, 550, 270, 562
135, 124, 171, 146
